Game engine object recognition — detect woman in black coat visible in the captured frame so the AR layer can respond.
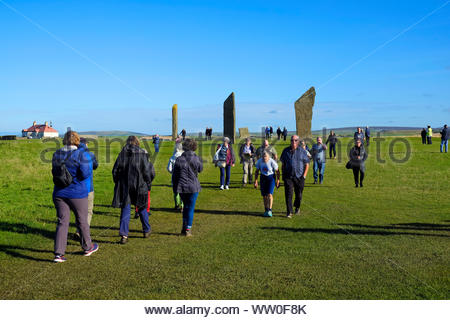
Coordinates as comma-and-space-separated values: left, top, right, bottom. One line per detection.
112, 136, 155, 244
172, 138, 203, 236
349, 139, 368, 188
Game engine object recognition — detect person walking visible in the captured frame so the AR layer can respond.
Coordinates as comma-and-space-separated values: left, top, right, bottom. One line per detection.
282, 127, 288, 141
172, 138, 203, 236
255, 139, 278, 161
75, 138, 98, 239
349, 139, 368, 188
254, 151, 280, 217
276, 127, 282, 140
269, 126, 274, 138
265, 126, 270, 140
214, 137, 235, 190
421, 128, 427, 145
239, 137, 256, 187
427, 125, 433, 144
167, 138, 184, 211
354, 127, 364, 145
365, 126, 371, 146
112, 136, 155, 244
152, 134, 160, 153
440, 124, 449, 153
180, 129, 186, 141
280, 135, 310, 218
326, 130, 338, 159
51, 131, 98, 262
311, 137, 327, 184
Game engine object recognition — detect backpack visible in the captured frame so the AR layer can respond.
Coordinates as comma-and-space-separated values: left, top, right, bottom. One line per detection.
52, 151, 73, 188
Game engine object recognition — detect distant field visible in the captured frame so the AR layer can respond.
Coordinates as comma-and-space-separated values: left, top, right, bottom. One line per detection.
0, 136, 448, 299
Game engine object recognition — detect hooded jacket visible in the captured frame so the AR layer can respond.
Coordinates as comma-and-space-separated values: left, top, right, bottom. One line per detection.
112, 144, 155, 208
172, 151, 203, 194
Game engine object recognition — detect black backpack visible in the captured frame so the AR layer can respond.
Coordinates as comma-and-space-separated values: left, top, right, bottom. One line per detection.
52, 151, 73, 188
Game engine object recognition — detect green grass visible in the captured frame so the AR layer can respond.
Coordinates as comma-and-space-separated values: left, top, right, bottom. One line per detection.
0, 137, 449, 299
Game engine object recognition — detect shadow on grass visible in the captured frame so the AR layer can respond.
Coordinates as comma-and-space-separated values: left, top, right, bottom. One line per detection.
0, 244, 52, 262
261, 226, 450, 238
0, 222, 54, 240
343, 223, 450, 232
152, 207, 262, 217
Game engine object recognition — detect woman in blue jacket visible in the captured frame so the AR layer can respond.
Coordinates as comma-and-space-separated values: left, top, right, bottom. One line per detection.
52, 131, 98, 262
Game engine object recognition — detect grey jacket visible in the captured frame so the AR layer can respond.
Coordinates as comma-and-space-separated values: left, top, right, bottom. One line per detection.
349, 146, 368, 172
172, 151, 203, 194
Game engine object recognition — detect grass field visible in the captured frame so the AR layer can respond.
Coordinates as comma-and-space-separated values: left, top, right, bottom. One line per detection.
0, 136, 448, 299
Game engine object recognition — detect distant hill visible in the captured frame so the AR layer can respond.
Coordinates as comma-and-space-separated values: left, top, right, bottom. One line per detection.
77, 130, 149, 136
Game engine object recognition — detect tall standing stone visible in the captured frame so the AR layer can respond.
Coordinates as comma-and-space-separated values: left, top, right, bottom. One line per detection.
294, 87, 316, 139
223, 92, 236, 143
172, 104, 178, 141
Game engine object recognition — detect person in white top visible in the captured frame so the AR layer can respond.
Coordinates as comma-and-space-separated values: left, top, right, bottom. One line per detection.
254, 151, 280, 217
167, 138, 184, 211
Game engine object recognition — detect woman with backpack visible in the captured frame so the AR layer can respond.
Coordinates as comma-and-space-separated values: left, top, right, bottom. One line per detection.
172, 138, 203, 236
112, 136, 155, 244
214, 137, 235, 190
51, 131, 98, 262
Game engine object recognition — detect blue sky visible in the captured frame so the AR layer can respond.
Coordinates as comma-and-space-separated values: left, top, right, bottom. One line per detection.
1, 0, 449, 135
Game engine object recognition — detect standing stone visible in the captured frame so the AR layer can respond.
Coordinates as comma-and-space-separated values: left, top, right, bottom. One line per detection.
223, 92, 236, 143
294, 87, 315, 139
239, 127, 250, 139
172, 104, 178, 141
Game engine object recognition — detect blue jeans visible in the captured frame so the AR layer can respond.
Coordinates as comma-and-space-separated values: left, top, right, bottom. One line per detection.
440, 139, 448, 152
154, 143, 159, 153
313, 161, 326, 182
119, 204, 151, 236
220, 165, 231, 186
180, 192, 199, 230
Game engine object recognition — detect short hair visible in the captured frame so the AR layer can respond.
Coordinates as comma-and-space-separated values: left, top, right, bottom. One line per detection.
445, 124, 448, 128
174, 142, 183, 153
262, 150, 270, 158
63, 131, 80, 146
223, 137, 230, 143
245, 137, 251, 143
182, 138, 197, 152
126, 136, 140, 146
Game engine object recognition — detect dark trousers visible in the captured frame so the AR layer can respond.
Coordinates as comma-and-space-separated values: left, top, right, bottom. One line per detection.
427, 136, 432, 144
220, 165, 231, 186
421, 136, 426, 144
329, 144, 336, 158
365, 137, 370, 146
120, 204, 151, 236
54, 197, 92, 255
180, 192, 199, 230
352, 167, 365, 186
283, 176, 305, 214
283, 135, 287, 141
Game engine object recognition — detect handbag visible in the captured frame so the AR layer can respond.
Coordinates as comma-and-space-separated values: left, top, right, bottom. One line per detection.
345, 161, 352, 170
216, 160, 226, 168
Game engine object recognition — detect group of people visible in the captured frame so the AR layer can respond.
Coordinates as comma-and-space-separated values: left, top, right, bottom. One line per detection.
204, 127, 213, 140
49, 126, 378, 262
420, 125, 449, 153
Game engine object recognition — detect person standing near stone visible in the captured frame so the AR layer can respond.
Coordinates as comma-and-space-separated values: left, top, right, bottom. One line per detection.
256, 139, 278, 161
254, 151, 280, 217
269, 126, 273, 138
180, 129, 186, 141
213, 137, 235, 190
239, 137, 256, 187
440, 124, 449, 153
152, 134, 160, 153
112, 136, 155, 244
51, 131, 99, 262
354, 127, 365, 145
209, 127, 213, 140
280, 135, 310, 218
349, 139, 368, 188
326, 130, 338, 159
421, 128, 427, 144
311, 137, 327, 184
282, 127, 288, 141
265, 126, 270, 140
167, 138, 184, 211
172, 138, 203, 236
365, 126, 371, 146
427, 125, 433, 144
75, 138, 98, 239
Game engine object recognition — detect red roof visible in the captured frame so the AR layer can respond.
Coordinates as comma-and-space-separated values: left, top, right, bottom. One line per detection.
22, 124, 58, 133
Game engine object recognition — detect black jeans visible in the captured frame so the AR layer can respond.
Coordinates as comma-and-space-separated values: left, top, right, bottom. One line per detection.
283, 176, 305, 214
352, 167, 365, 186
329, 144, 336, 158
365, 137, 370, 146
421, 136, 426, 144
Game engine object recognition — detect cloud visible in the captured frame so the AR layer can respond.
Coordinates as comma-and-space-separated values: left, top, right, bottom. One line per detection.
269, 110, 278, 114
422, 93, 433, 97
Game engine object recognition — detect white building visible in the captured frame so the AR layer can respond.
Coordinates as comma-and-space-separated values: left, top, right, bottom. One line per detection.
22, 121, 59, 138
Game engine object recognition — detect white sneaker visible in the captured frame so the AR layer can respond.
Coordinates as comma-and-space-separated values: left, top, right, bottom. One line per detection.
225, 185, 229, 190
219, 185, 224, 190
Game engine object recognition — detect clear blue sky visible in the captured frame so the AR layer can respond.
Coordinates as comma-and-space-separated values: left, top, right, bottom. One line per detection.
1, 0, 449, 135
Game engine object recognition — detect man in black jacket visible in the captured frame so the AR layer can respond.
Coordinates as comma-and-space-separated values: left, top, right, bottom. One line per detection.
112, 136, 155, 244
440, 124, 449, 153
